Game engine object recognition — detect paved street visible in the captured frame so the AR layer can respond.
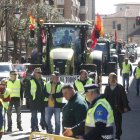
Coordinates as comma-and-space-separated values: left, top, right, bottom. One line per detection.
2, 59, 140, 140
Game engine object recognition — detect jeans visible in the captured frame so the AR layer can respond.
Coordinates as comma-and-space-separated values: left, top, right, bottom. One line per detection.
40, 108, 48, 131
31, 109, 38, 131
45, 107, 61, 135
7, 100, 21, 129
122, 74, 129, 91
136, 78, 140, 95
31, 108, 48, 131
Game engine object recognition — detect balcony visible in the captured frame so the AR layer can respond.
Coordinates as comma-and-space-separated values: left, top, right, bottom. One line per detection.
80, 6, 88, 14
56, 0, 64, 5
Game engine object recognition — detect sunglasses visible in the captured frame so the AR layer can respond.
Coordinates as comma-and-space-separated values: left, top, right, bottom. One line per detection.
11, 74, 17, 75
36, 72, 42, 74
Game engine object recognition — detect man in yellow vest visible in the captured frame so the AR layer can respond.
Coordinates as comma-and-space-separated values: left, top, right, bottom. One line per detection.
63, 84, 114, 140
6, 71, 23, 132
74, 70, 94, 95
120, 58, 132, 93
25, 68, 47, 132
0, 98, 4, 140
133, 61, 140, 96
44, 71, 64, 135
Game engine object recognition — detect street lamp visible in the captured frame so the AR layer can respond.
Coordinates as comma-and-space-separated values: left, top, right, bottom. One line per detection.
14, 8, 21, 19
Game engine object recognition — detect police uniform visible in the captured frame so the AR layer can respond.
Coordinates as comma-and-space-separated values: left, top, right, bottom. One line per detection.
72, 84, 114, 140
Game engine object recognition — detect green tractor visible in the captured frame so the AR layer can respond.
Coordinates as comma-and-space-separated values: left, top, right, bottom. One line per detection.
32, 22, 117, 84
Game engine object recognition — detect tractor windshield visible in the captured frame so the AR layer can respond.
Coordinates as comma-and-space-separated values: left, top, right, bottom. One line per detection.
49, 27, 81, 49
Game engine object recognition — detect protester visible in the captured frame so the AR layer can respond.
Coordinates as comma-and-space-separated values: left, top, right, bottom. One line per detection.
6, 71, 23, 132
62, 84, 88, 136
25, 68, 47, 132
44, 71, 64, 135
104, 73, 131, 140
133, 61, 140, 96
120, 58, 132, 93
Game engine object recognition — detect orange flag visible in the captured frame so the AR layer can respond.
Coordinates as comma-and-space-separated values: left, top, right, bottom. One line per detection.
96, 14, 104, 37
90, 14, 104, 48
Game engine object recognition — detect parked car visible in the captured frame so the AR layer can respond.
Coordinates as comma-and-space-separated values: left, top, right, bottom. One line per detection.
13, 64, 27, 79
0, 62, 14, 81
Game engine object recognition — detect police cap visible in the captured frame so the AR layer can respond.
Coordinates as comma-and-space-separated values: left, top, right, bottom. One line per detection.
83, 84, 99, 94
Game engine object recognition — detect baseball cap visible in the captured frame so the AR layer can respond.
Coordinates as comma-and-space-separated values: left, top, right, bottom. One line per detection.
52, 71, 60, 76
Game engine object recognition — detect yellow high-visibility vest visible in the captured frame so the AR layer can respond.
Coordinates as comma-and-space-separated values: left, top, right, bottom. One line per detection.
0, 99, 4, 133
122, 62, 131, 74
44, 81, 64, 103
136, 67, 140, 79
85, 98, 114, 127
3, 89, 10, 110
7, 80, 21, 98
30, 79, 46, 100
74, 78, 93, 94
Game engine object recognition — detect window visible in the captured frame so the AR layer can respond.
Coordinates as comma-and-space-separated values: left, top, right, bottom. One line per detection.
133, 24, 135, 29
79, 0, 85, 6
57, 8, 64, 16
112, 21, 116, 29
117, 24, 121, 30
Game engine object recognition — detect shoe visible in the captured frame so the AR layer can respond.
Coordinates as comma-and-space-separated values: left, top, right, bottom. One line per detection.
31, 129, 35, 132
18, 126, 23, 131
6, 128, 12, 133
40, 123, 45, 130
35, 127, 40, 132
115, 136, 120, 140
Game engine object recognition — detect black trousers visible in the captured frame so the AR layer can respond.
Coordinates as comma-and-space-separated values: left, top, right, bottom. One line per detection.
7, 100, 21, 129
114, 111, 122, 139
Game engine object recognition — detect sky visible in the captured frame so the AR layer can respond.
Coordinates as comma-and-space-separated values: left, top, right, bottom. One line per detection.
96, 0, 140, 14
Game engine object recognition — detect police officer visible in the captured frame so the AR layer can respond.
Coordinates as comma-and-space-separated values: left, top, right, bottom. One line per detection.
133, 61, 140, 96
74, 69, 94, 95
44, 71, 64, 135
6, 71, 23, 132
63, 84, 114, 140
25, 68, 47, 132
120, 58, 132, 93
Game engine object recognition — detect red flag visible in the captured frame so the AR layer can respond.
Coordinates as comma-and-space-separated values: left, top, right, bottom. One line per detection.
91, 28, 97, 49
41, 30, 46, 44
90, 14, 104, 49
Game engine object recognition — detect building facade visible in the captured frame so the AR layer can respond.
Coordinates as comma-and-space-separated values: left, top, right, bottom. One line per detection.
56, 0, 80, 21
103, 3, 140, 45
86, 0, 95, 21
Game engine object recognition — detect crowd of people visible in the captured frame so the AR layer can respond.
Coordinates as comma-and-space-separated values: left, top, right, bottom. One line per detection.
1, 58, 140, 140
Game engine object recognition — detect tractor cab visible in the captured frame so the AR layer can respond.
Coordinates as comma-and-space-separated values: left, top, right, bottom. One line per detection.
43, 22, 91, 75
